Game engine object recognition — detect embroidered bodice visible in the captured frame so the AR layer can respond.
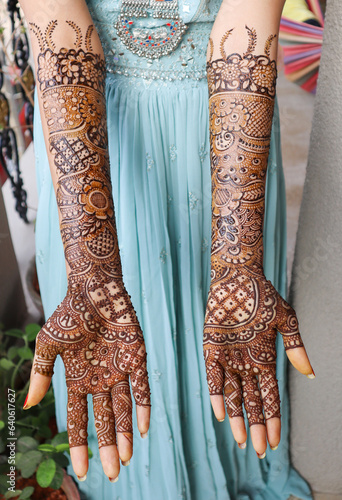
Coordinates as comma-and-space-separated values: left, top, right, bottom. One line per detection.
86, 0, 221, 84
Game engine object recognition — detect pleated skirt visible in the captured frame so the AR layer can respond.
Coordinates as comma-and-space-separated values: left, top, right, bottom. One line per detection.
33, 74, 312, 500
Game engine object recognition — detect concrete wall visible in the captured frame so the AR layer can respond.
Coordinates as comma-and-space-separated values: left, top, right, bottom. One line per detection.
289, 0, 342, 494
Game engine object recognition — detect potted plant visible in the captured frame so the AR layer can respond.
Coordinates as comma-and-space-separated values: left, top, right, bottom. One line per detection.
0, 324, 90, 499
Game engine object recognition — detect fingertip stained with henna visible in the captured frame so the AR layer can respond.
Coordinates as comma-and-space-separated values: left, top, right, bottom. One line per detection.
204, 26, 304, 432
29, 20, 151, 450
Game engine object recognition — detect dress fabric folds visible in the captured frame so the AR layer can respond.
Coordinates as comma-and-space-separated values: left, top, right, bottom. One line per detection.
33, 0, 312, 498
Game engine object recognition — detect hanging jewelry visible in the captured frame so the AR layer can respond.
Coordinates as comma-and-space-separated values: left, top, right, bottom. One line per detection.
115, 0, 187, 59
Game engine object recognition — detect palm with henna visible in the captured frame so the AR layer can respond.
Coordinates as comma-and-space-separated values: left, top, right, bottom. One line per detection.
20, 10, 151, 482
204, 15, 314, 457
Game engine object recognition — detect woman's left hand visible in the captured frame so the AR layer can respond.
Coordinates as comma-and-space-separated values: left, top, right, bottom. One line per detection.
203, 268, 314, 457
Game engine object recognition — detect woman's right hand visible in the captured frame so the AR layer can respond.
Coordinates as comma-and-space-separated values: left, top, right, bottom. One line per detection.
25, 274, 150, 482
17, 0, 151, 481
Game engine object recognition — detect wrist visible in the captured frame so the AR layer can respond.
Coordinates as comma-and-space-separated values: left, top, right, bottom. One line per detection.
66, 259, 123, 288
65, 270, 139, 330
210, 235, 264, 282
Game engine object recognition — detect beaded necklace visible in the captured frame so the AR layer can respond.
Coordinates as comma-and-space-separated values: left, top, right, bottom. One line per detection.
115, 0, 187, 59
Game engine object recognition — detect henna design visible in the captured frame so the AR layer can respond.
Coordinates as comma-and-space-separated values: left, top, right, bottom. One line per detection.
45, 20, 57, 51
67, 391, 88, 446
219, 28, 234, 60
29, 23, 45, 52
207, 52, 277, 97
85, 25, 94, 52
244, 26, 257, 57
30, 21, 150, 448
204, 27, 303, 426
66, 21, 83, 49
264, 34, 277, 57
93, 392, 116, 448
112, 380, 133, 441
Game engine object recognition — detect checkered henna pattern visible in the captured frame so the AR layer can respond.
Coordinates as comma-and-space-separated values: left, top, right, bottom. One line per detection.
203, 27, 303, 427
30, 21, 150, 448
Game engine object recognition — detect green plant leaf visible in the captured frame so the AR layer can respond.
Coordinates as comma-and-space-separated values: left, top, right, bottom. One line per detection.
15, 427, 32, 438
51, 431, 68, 447
0, 464, 8, 475
88, 447, 93, 459
55, 443, 70, 453
18, 486, 35, 499
17, 347, 33, 360
0, 359, 15, 370
0, 421, 5, 431
4, 329, 24, 338
17, 450, 43, 478
31, 416, 40, 427
34, 411, 48, 425
25, 324, 40, 342
0, 474, 9, 494
36, 458, 56, 488
51, 451, 69, 468
5, 490, 22, 499
7, 346, 18, 361
49, 463, 64, 490
36, 425, 52, 439
38, 443, 56, 453
42, 391, 55, 405
17, 436, 39, 453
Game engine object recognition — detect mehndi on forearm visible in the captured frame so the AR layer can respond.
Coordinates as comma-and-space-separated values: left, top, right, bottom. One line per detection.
207, 26, 276, 279
205, 27, 302, 351
31, 21, 121, 282
203, 28, 303, 426
29, 22, 150, 447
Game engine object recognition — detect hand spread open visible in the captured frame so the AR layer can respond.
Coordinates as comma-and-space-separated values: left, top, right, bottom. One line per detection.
204, 271, 301, 425
35, 276, 150, 448
204, 26, 312, 452
25, 22, 150, 467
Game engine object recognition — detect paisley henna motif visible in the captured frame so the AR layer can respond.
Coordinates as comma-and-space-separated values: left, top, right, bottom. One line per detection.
204, 27, 303, 427
30, 21, 150, 448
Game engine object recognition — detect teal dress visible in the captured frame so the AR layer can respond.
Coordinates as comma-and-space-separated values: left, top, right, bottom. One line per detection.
33, 0, 312, 498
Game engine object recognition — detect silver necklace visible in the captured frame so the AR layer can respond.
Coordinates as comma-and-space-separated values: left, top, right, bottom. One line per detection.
115, 0, 187, 59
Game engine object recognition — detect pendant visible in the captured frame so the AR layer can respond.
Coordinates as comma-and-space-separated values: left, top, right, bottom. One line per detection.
115, 0, 187, 60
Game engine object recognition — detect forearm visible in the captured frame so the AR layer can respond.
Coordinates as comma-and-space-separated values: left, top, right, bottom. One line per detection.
21, 2, 121, 287
38, 40, 121, 284
208, 49, 275, 277
207, 0, 285, 279
18, 4, 143, 382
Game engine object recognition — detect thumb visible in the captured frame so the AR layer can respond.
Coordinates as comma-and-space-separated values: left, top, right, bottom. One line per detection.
276, 296, 315, 378
24, 328, 59, 409
286, 346, 315, 379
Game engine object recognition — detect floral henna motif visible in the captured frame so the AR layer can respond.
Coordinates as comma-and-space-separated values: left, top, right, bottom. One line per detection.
204, 27, 303, 427
30, 21, 150, 448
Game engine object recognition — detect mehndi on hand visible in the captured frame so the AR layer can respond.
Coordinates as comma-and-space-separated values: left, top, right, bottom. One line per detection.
23, 20, 150, 480
204, 25, 314, 456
